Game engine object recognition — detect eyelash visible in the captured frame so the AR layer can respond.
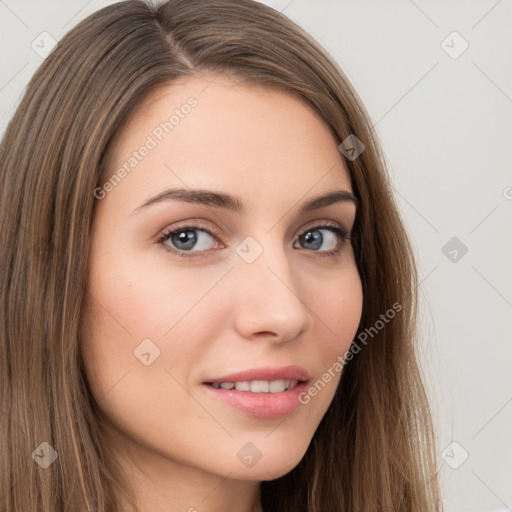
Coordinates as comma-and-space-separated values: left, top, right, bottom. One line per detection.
155, 221, 350, 260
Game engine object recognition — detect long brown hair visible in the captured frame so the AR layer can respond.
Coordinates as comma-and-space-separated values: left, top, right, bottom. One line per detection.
0, 1, 442, 510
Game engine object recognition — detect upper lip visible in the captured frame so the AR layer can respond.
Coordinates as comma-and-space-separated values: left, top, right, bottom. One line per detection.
204, 365, 310, 384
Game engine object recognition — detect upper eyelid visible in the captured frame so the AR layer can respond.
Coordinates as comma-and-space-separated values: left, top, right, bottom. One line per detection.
157, 218, 349, 245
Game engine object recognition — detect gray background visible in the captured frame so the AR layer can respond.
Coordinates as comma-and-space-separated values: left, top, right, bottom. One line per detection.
1, 1, 511, 510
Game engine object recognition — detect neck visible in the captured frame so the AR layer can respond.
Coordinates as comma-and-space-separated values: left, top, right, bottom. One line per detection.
105, 431, 263, 512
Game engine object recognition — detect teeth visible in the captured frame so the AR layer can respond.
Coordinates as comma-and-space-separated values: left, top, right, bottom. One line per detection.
235, 381, 251, 391
269, 379, 290, 393
210, 379, 299, 392
251, 380, 269, 392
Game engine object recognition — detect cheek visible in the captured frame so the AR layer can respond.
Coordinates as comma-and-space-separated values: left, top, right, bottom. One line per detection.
81, 248, 233, 402
80, 257, 215, 445
309, 265, 363, 356
87, 246, 225, 341
298, 265, 362, 406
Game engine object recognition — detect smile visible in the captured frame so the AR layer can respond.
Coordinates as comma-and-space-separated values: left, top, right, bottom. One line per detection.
207, 379, 300, 393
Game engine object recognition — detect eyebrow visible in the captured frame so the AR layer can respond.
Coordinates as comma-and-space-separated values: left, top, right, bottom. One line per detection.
130, 187, 358, 216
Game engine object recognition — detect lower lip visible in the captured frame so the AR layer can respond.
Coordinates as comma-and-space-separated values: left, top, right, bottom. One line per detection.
201, 381, 308, 419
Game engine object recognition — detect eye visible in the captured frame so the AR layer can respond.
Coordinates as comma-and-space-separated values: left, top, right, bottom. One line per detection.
156, 220, 350, 259
293, 222, 349, 257
157, 222, 222, 258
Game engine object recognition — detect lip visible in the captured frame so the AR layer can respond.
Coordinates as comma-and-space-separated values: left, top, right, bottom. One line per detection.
204, 365, 310, 384
202, 365, 310, 419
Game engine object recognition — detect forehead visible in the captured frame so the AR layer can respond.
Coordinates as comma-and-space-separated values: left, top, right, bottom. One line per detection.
103, 74, 352, 212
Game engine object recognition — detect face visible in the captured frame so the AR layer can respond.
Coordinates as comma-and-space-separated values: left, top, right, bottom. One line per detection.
81, 74, 363, 487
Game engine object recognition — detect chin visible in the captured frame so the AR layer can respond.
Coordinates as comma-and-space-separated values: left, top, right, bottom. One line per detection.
224, 443, 309, 481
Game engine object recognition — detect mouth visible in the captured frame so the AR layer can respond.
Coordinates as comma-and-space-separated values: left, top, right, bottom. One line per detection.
201, 365, 310, 419
204, 379, 301, 393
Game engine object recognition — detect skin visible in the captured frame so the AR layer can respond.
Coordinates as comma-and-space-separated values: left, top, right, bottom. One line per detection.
80, 74, 363, 512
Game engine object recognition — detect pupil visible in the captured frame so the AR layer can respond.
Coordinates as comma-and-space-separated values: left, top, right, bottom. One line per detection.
303, 230, 322, 250
173, 230, 197, 250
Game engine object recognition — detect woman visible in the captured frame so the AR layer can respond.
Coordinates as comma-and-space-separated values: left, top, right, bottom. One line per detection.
0, 0, 442, 510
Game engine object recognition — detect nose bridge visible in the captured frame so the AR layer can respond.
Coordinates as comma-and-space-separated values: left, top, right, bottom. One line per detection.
231, 233, 311, 340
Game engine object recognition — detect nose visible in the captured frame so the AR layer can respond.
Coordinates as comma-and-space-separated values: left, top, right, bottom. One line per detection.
231, 243, 312, 343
